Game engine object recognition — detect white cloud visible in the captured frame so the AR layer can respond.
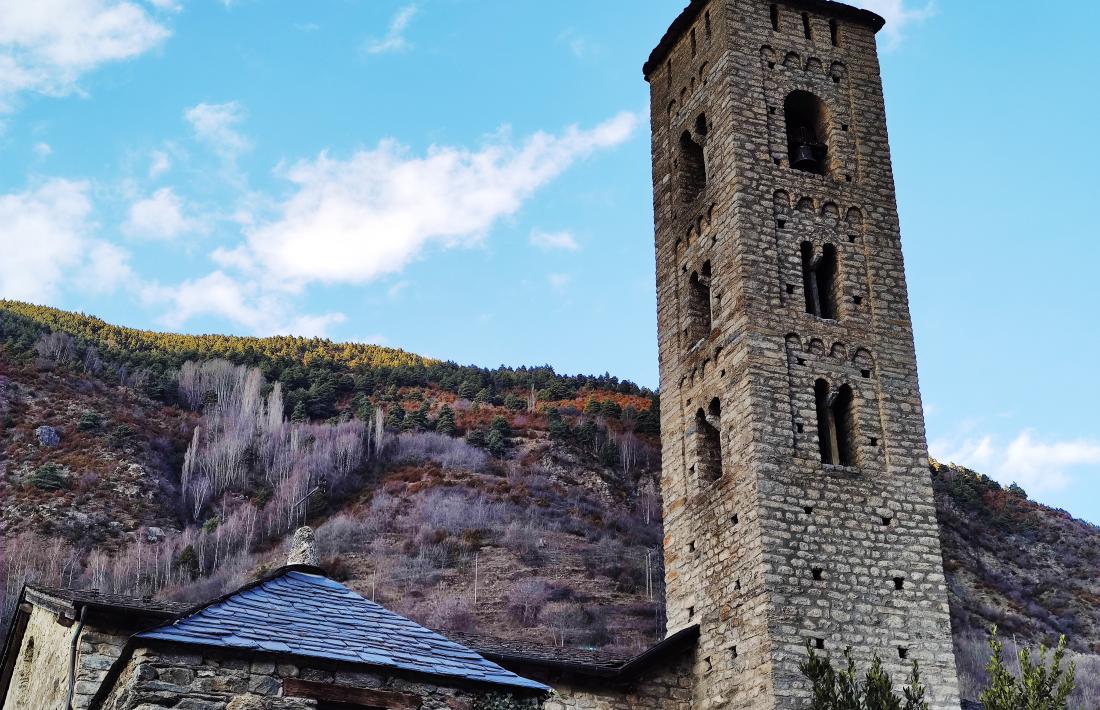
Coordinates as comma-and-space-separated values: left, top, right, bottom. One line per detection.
32, 142, 52, 157
147, 0, 181, 11
123, 187, 200, 240
530, 229, 579, 251
0, 178, 131, 302
363, 5, 417, 55
184, 101, 250, 159
848, 0, 935, 49
146, 270, 345, 336
148, 149, 171, 178
239, 112, 637, 289
931, 430, 1100, 494
0, 0, 170, 110
547, 272, 571, 290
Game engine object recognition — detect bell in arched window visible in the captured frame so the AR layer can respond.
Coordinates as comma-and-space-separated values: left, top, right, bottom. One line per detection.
792, 126, 819, 171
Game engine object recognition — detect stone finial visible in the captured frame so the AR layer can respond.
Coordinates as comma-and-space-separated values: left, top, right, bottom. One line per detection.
287, 526, 319, 567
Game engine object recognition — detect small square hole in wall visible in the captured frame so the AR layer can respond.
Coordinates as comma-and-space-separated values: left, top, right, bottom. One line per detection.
768, 105, 776, 114
687, 397, 693, 405
814, 638, 825, 650
786, 284, 796, 294
893, 577, 905, 590
688, 606, 696, 619
869, 437, 878, 447
853, 295, 863, 306
841, 123, 849, 131
730, 645, 739, 659
803, 505, 814, 514
882, 516, 893, 526
688, 541, 696, 553
845, 175, 852, 182
796, 423, 804, 433
734, 579, 742, 591
774, 157, 782, 166
848, 234, 858, 243
705, 656, 713, 672
796, 357, 806, 366
898, 647, 909, 660
768, 61, 776, 69
720, 369, 726, 377
861, 369, 871, 378
812, 567, 824, 581
777, 219, 786, 229
732, 513, 740, 526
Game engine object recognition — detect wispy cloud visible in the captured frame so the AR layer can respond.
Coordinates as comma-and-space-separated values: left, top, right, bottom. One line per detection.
848, 0, 935, 49
931, 430, 1100, 494
363, 5, 418, 55
148, 149, 171, 178
184, 101, 250, 160
558, 29, 598, 59
0, 0, 170, 110
547, 272, 571, 290
123, 187, 203, 240
32, 142, 51, 158
0, 178, 131, 303
145, 270, 345, 336
235, 112, 637, 289
530, 229, 580, 251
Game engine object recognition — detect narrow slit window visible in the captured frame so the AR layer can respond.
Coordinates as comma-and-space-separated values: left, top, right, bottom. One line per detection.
695, 398, 723, 482
770, 4, 780, 31
687, 261, 713, 344
801, 243, 839, 319
691, 28, 697, 56
815, 380, 855, 466
830, 19, 840, 46
802, 12, 812, 39
705, 11, 712, 42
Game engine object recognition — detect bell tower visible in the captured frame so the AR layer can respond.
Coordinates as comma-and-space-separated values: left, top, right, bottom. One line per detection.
644, 1, 961, 709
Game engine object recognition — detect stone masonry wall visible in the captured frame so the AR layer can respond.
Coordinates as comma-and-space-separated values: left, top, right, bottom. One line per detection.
647, 1, 961, 709
2, 606, 131, 710
96, 645, 545, 710
534, 651, 694, 710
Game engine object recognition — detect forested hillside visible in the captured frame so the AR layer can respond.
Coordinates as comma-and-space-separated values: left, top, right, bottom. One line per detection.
1, 301, 1098, 703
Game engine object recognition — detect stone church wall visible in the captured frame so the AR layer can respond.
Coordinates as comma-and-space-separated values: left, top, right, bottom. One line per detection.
95, 645, 544, 710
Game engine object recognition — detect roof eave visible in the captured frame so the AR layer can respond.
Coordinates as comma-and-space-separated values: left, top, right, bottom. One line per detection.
643, 0, 886, 79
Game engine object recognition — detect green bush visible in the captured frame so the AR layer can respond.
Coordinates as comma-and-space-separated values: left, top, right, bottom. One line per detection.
799, 644, 929, 710
76, 410, 102, 432
979, 627, 1075, 710
31, 463, 68, 491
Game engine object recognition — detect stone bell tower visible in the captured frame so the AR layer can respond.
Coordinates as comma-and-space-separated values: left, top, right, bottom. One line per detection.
644, 1, 961, 708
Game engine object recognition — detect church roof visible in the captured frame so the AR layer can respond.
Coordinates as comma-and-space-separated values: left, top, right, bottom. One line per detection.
136, 566, 548, 693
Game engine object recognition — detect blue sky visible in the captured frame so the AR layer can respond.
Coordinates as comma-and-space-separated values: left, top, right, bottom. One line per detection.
0, 0, 1097, 524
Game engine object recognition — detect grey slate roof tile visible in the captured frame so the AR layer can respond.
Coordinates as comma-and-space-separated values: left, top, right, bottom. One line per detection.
137, 569, 547, 692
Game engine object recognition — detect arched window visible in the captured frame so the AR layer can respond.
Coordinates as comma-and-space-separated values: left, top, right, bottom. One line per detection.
686, 260, 712, 344
801, 242, 839, 319
784, 91, 830, 175
815, 379, 854, 466
678, 113, 708, 202
696, 398, 722, 481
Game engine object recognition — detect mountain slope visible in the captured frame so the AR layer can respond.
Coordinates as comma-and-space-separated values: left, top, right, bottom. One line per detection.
0, 303, 1097, 702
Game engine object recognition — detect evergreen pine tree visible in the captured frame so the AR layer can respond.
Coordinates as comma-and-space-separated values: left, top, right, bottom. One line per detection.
436, 405, 457, 436
458, 380, 479, 400
291, 400, 308, 422
384, 405, 405, 430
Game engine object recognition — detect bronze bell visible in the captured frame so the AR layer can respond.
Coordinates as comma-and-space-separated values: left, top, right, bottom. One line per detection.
792, 142, 818, 170
791, 126, 819, 171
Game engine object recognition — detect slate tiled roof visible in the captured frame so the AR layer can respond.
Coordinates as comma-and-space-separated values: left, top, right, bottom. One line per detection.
27, 584, 191, 618
137, 568, 548, 692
